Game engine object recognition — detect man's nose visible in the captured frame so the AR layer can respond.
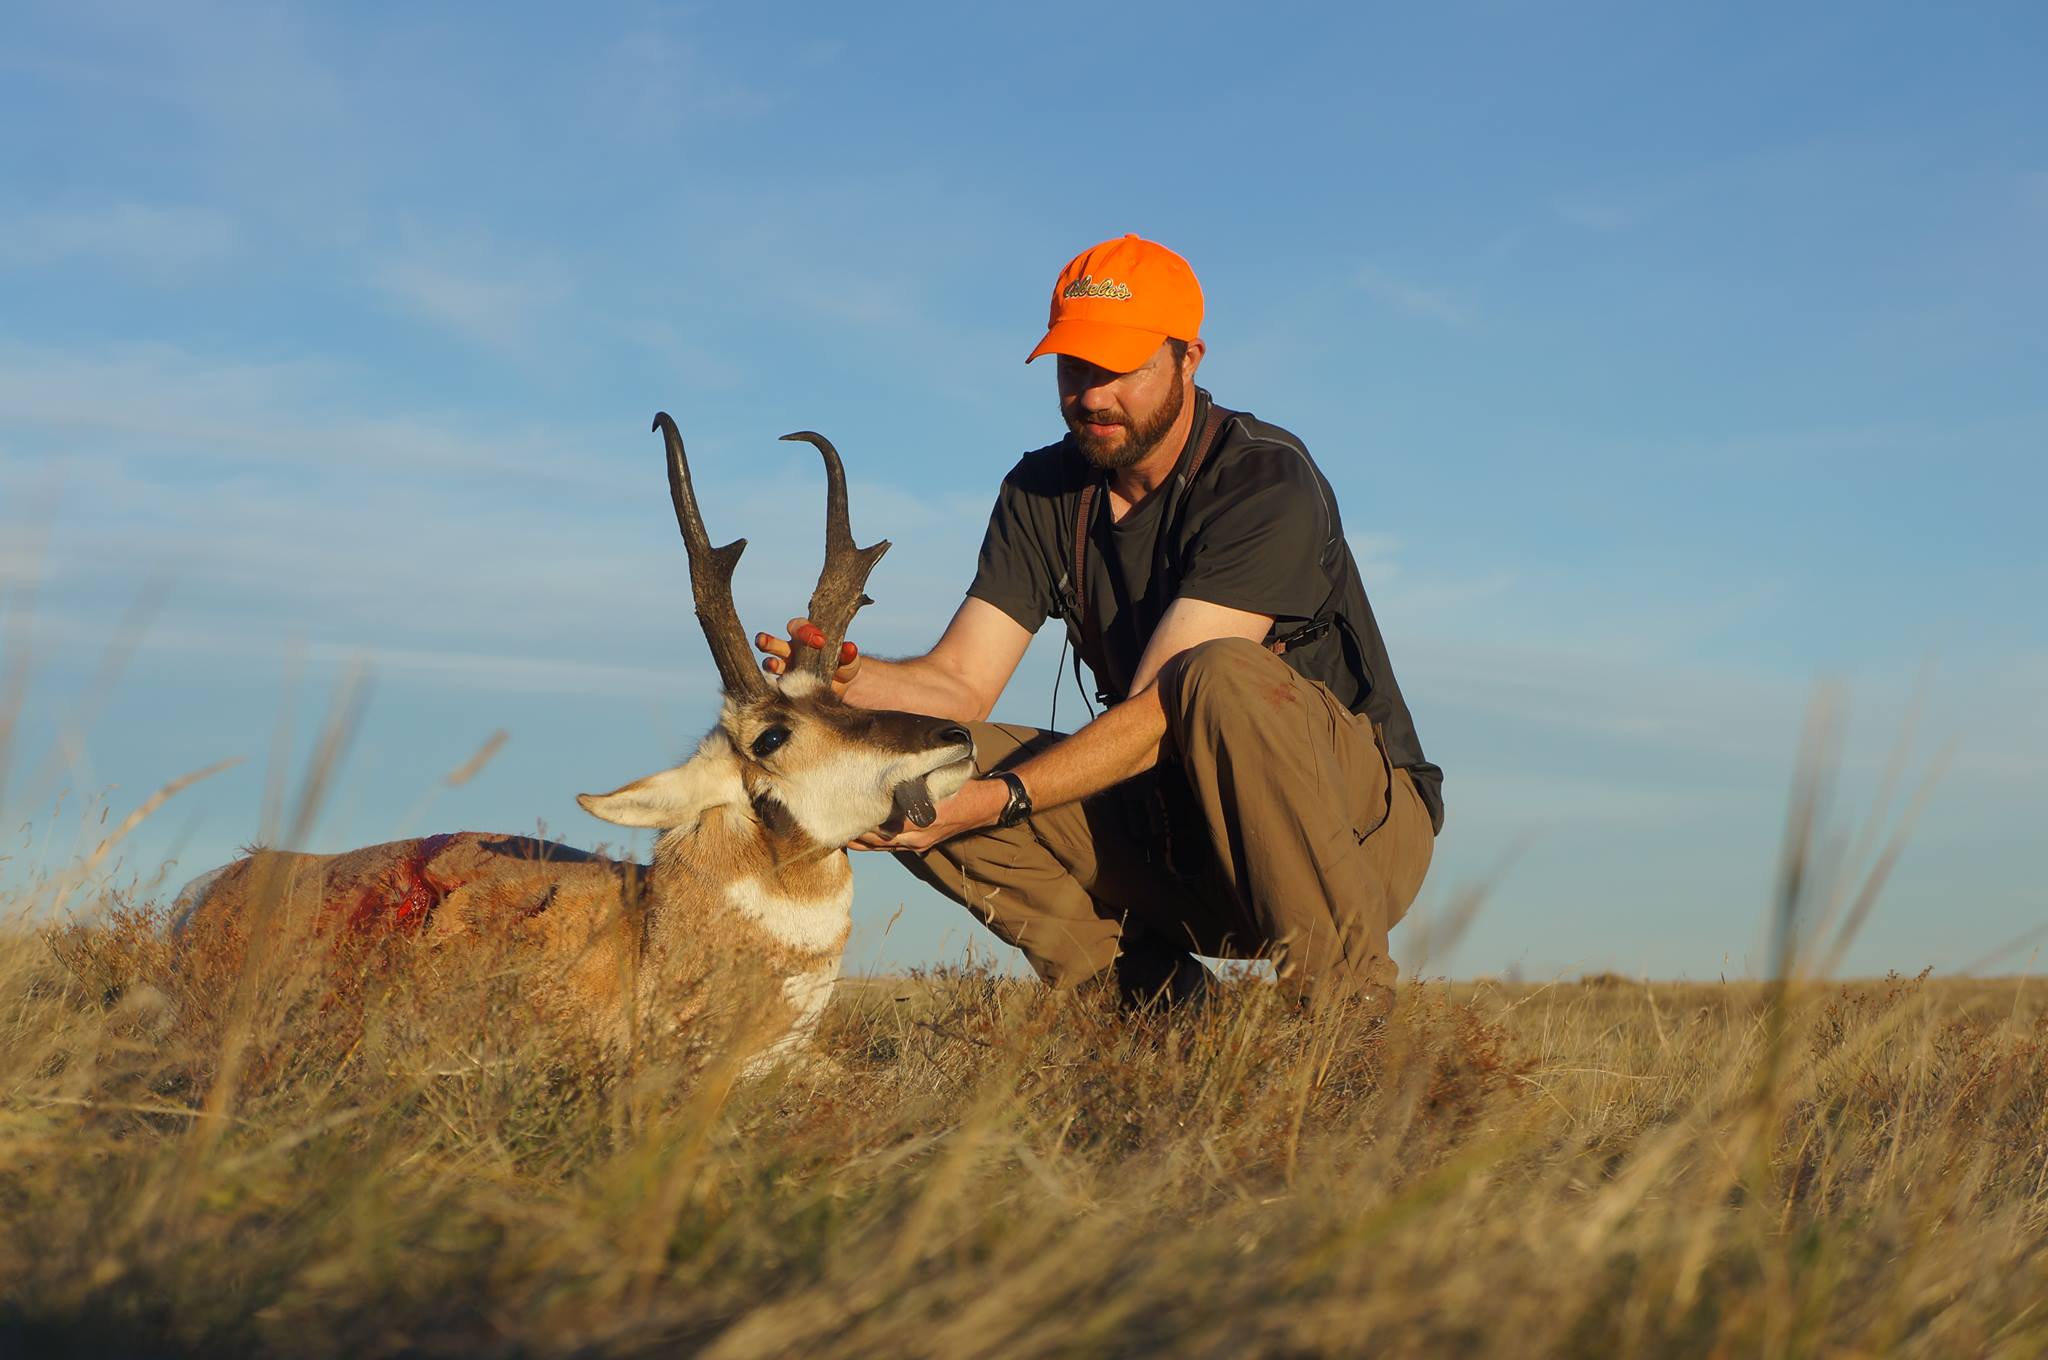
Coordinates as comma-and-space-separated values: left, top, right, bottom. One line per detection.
1066, 373, 1121, 410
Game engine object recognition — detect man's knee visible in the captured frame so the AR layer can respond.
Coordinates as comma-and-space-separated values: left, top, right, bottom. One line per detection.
1160, 634, 1280, 697
1159, 635, 1290, 734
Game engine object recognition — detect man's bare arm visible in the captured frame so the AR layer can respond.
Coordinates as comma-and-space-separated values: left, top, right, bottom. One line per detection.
1004, 596, 1272, 808
757, 596, 1031, 723
856, 596, 1272, 851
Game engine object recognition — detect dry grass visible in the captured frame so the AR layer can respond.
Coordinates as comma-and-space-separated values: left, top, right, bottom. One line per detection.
1, 671, 2029, 1354
3, 893, 2045, 1358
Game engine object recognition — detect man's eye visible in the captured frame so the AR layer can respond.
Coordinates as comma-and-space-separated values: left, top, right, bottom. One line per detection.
751, 727, 791, 758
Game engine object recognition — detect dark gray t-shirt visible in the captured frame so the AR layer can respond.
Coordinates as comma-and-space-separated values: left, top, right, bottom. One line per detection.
967, 389, 1444, 831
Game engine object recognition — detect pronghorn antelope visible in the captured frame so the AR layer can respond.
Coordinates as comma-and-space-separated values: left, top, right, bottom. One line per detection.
175, 413, 976, 1059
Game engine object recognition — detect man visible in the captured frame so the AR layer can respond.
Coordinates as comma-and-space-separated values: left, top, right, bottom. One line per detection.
757, 234, 1443, 1011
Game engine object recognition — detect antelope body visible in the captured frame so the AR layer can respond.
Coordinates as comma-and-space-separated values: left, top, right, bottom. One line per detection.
176, 414, 974, 1059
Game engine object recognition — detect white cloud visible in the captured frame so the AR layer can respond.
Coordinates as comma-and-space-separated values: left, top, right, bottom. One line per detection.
0, 339, 602, 487
1346, 531, 1402, 587
0, 336, 1002, 721
1353, 264, 1471, 328
1435, 765, 1751, 834
1406, 628, 1811, 760
367, 250, 572, 351
613, 318, 749, 391
671, 176, 1021, 382
0, 201, 236, 274
1, 607, 707, 704
585, 28, 774, 140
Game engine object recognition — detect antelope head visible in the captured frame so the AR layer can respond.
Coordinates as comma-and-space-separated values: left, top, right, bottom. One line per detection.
578, 414, 975, 858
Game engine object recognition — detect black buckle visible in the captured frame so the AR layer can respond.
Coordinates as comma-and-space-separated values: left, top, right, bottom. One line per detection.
1274, 617, 1333, 650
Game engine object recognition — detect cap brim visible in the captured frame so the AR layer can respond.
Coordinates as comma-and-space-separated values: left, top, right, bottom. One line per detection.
1025, 318, 1168, 372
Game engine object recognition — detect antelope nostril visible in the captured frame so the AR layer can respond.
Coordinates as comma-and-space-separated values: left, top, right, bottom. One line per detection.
936, 725, 971, 748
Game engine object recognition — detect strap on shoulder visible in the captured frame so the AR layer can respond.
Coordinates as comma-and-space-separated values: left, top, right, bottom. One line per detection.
1070, 481, 1098, 639
1181, 399, 1236, 486
1068, 399, 1235, 642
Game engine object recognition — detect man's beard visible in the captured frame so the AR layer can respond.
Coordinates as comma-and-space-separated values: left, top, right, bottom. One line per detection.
1064, 375, 1187, 471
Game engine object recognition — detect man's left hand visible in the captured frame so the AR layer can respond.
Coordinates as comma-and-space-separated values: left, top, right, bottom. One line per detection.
850, 776, 1008, 854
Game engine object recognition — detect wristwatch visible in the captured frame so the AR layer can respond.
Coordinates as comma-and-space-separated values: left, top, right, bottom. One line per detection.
986, 770, 1033, 829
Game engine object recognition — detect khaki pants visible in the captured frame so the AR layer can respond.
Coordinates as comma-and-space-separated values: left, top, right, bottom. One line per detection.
897, 637, 1435, 1000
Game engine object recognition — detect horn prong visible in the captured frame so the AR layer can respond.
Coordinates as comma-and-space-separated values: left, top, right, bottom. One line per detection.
780, 430, 888, 680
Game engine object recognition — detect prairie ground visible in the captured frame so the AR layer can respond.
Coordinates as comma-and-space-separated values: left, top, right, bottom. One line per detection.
2, 897, 2044, 1359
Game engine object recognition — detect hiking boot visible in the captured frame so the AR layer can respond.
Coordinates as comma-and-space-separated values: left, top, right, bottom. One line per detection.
1352, 981, 1397, 1022
1113, 939, 1212, 1015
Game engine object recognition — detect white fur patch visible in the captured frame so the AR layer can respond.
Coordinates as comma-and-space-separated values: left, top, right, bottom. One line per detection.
741, 958, 843, 1071
773, 748, 907, 847
776, 670, 826, 699
773, 750, 975, 848
779, 960, 841, 1044
722, 874, 854, 955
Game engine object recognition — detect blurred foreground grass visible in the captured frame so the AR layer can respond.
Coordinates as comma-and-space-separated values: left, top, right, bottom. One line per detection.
3, 899, 2044, 1358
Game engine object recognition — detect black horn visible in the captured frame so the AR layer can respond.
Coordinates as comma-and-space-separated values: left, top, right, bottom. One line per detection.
656, 412, 770, 700
780, 430, 890, 682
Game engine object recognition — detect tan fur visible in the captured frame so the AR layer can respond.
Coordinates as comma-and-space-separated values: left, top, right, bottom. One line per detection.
176, 413, 973, 1064
179, 689, 971, 1063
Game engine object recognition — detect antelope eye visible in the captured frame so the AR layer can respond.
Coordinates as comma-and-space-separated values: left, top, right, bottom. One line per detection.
750, 726, 791, 758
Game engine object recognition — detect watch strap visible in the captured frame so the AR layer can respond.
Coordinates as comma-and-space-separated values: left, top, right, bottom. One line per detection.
989, 770, 1032, 828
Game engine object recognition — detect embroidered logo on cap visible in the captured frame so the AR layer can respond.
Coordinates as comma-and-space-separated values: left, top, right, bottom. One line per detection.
1061, 274, 1132, 301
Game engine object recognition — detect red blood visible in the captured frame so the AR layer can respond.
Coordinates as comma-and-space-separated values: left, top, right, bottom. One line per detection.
799, 625, 826, 649
340, 832, 459, 936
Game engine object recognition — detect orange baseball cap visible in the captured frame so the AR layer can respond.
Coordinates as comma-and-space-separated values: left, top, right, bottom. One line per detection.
1026, 234, 1203, 372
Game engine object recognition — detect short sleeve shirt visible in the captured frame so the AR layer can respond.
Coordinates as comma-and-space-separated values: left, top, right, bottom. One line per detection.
967, 390, 1444, 831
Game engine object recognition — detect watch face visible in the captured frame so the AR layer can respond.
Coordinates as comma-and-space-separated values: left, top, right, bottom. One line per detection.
998, 774, 1029, 827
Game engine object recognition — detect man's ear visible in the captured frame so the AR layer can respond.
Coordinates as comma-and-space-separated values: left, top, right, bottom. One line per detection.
577, 736, 743, 830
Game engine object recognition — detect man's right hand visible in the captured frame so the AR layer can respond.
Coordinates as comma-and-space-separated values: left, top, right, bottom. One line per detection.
756, 618, 862, 697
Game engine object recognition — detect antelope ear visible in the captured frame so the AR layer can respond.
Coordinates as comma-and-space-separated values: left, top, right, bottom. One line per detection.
577, 737, 743, 830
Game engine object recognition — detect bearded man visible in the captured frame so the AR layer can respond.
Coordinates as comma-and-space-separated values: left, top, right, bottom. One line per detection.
757, 234, 1443, 1012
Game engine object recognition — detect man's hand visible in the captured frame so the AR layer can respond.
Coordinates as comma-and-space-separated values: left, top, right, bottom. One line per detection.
756, 617, 861, 696
849, 775, 1009, 855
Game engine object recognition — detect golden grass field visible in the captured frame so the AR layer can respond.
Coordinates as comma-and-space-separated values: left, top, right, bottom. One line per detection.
4, 881, 2045, 1357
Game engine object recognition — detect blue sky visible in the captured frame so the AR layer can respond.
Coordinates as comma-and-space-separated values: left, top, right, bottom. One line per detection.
2, 1, 2042, 979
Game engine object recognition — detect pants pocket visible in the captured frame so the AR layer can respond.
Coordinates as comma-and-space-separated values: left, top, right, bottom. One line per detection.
1309, 699, 1397, 868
